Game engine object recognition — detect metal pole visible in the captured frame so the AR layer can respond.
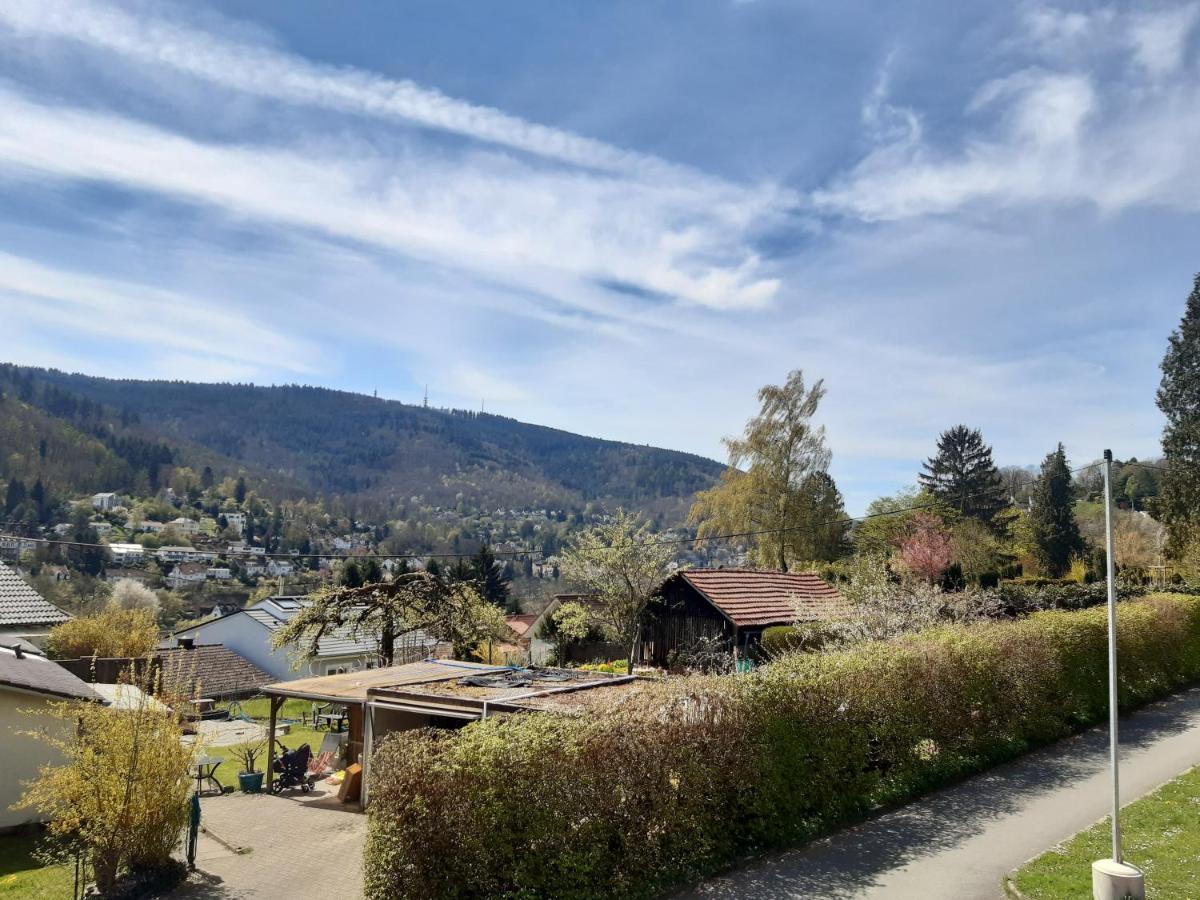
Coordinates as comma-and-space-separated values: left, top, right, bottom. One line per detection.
1102, 449, 1122, 864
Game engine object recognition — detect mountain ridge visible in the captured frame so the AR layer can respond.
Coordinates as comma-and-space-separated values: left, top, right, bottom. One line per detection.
0, 364, 724, 523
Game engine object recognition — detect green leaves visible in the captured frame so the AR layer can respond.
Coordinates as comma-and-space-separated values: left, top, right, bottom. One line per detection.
364, 593, 1200, 899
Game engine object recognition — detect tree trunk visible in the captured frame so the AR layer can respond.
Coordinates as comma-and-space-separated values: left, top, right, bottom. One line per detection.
381, 613, 395, 667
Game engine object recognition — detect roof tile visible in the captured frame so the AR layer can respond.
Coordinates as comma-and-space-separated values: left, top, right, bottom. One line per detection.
677, 568, 848, 627
0, 562, 71, 629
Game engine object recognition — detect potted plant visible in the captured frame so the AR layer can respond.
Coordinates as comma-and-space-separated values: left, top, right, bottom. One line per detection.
233, 737, 268, 793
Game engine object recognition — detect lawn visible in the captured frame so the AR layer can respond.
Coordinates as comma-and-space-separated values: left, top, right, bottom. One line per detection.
1012, 766, 1200, 898
0, 831, 72, 900
204, 698, 334, 789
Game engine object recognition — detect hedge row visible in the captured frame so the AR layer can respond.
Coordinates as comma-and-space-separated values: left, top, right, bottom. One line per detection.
365, 594, 1200, 899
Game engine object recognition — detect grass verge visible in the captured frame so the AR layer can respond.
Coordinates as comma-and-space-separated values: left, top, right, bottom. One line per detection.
0, 831, 71, 899
1012, 765, 1200, 898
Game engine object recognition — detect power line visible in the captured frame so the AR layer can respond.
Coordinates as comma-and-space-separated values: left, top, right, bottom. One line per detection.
0, 459, 1173, 562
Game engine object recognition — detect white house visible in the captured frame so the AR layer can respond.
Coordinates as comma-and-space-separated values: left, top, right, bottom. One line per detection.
206, 567, 233, 581
107, 543, 146, 566
0, 537, 37, 564
157, 547, 216, 564
0, 645, 102, 830
0, 562, 72, 648
222, 512, 247, 534
141, 521, 168, 534
266, 559, 294, 577
165, 563, 208, 589
91, 492, 119, 511
167, 596, 442, 680
169, 518, 202, 536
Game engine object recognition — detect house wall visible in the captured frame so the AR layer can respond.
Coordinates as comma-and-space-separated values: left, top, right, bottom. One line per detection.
0, 689, 69, 830
177, 615, 377, 681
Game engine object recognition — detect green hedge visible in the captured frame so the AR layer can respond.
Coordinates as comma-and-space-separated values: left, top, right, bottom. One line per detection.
365, 594, 1200, 899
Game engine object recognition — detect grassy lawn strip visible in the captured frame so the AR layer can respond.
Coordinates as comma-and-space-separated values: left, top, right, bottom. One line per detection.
1012, 765, 1200, 898
0, 831, 72, 899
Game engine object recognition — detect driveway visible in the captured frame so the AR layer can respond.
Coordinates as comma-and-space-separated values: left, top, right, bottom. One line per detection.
171, 783, 366, 899
683, 684, 1200, 899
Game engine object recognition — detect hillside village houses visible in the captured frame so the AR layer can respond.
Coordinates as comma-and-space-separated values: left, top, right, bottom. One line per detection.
90, 491, 121, 511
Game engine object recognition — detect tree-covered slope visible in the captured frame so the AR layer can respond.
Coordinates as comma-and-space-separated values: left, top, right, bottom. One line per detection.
4, 366, 722, 516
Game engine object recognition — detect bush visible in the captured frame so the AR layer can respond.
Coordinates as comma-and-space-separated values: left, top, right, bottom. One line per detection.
759, 623, 833, 657
45, 601, 159, 659
17, 663, 195, 893
365, 594, 1200, 899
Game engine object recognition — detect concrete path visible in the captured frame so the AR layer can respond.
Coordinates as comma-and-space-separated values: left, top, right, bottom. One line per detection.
171, 782, 365, 899
684, 685, 1200, 900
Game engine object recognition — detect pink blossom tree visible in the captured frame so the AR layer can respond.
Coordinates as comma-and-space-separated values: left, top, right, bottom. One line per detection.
898, 512, 953, 583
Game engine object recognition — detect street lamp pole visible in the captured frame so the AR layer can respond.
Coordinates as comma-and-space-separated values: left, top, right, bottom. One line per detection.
1102, 449, 1122, 864
1090, 449, 1144, 899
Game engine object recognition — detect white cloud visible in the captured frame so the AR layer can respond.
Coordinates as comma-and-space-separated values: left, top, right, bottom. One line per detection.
0, 251, 317, 374
0, 84, 783, 312
816, 3, 1200, 222
0, 0, 729, 188
1129, 4, 1200, 76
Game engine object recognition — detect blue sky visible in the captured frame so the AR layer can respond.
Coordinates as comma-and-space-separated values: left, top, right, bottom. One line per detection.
1, 0, 1197, 514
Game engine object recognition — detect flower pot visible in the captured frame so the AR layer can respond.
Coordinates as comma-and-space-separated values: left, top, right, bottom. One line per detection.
238, 771, 264, 793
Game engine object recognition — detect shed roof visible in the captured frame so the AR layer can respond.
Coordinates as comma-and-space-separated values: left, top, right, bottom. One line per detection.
0, 646, 100, 701
0, 562, 71, 629
673, 568, 848, 627
263, 659, 505, 703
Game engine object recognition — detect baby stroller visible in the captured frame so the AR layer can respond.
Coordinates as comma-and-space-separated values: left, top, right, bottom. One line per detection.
271, 742, 316, 794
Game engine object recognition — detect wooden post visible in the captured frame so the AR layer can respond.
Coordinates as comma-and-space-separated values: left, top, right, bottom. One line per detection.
266, 695, 282, 792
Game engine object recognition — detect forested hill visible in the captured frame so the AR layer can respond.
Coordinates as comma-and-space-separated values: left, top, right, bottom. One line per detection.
0, 365, 723, 519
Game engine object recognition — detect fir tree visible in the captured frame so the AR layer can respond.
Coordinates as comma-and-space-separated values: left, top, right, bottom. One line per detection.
340, 560, 364, 588
918, 426, 1007, 524
1158, 274, 1200, 558
471, 544, 511, 609
4, 478, 25, 514
1028, 443, 1084, 578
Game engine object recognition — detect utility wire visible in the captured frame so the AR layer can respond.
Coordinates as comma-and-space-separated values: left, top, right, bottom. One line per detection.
0, 461, 1114, 561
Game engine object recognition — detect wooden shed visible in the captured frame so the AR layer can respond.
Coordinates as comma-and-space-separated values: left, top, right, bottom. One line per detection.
642, 568, 848, 667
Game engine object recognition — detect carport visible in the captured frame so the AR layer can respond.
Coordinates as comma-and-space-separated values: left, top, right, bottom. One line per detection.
262, 659, 636, 805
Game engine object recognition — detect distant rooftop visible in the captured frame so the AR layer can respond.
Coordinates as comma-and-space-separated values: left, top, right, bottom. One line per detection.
0, 561, 71, 629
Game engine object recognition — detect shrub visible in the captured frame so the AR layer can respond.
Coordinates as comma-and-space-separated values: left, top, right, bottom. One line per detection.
759, 623, 833, 657
365, 594, 1200, 899
45, 601, 159, 659
16, 663, 195, 893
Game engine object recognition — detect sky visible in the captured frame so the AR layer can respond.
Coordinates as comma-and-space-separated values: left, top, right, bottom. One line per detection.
1, 0, 1198, 514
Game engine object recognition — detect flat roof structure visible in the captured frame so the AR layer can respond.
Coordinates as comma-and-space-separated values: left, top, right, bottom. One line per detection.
259, 659, 637, 804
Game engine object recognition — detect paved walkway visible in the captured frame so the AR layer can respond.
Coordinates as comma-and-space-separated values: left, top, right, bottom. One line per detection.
684, 685, 1200, 899
171, 782, 365, 899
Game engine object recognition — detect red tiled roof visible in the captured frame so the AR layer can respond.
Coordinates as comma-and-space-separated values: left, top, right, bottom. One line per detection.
505, 614, 538, 640
675, 568, 848, 627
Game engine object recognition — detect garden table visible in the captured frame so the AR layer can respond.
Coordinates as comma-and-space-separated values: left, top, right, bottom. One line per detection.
190, 755, 223, 796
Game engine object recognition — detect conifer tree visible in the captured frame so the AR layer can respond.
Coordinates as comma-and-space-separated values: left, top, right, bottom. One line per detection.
1158, 274, 1200, 558
470, 544, 511, 609
1028, 443, 1084, 578
918, 426, 1007, 524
